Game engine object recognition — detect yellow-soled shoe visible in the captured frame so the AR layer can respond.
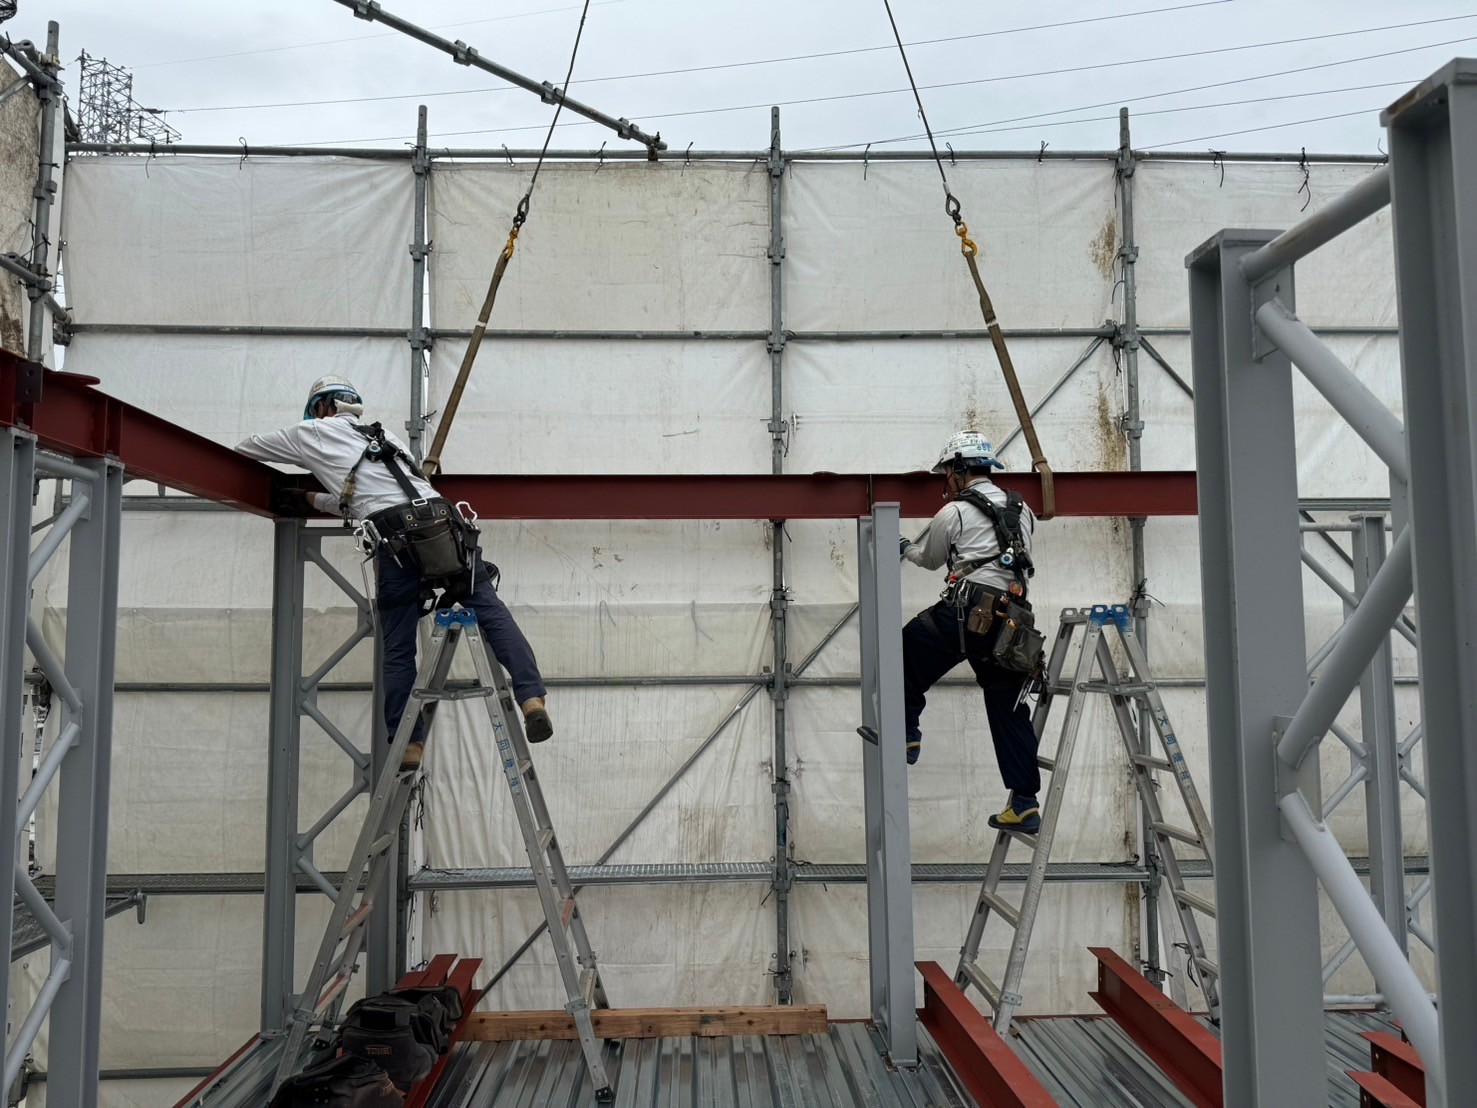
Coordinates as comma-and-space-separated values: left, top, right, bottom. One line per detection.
987, 800, 1041, 835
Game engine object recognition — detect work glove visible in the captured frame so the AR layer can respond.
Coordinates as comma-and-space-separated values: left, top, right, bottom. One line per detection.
269, 475, 311, 518
898, 535, 912, 557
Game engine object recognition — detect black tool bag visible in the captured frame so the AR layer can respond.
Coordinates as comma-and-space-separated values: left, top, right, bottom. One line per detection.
391, 984, 463, 1048
338, 995, 441, 1091
989, 597, 1046, 675
267, 1054, 404, 1108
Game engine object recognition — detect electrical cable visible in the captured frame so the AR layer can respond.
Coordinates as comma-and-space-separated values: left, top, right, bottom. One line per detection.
1142, 106, 1380, 150
286, 26, 1477, 149
169, 0, 1235, 114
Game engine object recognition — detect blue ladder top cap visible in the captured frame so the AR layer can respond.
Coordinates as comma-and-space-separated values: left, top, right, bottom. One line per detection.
434, 610, 456, 627
454, 608, 476, 625
1089, 603, 1133, 629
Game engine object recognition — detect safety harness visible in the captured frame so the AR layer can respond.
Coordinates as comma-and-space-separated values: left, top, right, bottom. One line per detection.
951, 486, 1035, 595
346, 422, 483, 605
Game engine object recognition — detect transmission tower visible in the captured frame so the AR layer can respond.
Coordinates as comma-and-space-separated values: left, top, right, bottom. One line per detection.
75, 50, 179, 146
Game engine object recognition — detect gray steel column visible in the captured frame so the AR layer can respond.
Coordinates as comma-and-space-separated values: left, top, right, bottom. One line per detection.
25, 22, 60, 363
1187, 230, 1325, 1104
48, 459, 122, 1108
408, 105, 430, 462
262, 520, 307, 1032
1116, 107, 1162, 987
1384, 58, 1477, 1093
366, 620, 397, 995
765, 106, 795, 1005
0, 431, 35, 991
857, 503, 916, 1067
1351, 514, 1405, 952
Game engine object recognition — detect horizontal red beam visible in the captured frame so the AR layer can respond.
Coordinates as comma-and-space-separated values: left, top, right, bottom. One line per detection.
1363, 1031, 1426, 1106
915, 961, 1059, 1108
1350, 1070, 1423, 1108
435, 470, 1198, 520
0, 354, 277, 517
1089, 947, 1223, 1108
402, 954, 484, 1108
1, 358, 1197, 519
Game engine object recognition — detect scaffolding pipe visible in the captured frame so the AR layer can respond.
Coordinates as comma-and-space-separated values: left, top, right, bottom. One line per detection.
1278, 528, 1413, 770
1279, 791, 1443, 1101
330, 0, 665, 153
1240, 167, 1391, 285
25, 23, 61, 364
1257, 301, 1409, 482
408, 106, 430, 461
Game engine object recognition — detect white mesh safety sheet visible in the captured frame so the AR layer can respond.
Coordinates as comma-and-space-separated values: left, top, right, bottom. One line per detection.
17, 153, 1426, 1077
61, 156, 413, 328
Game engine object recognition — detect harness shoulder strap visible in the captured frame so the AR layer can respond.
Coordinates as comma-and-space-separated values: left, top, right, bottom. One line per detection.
341, 421, 423, 517
956, 486, 1033, 588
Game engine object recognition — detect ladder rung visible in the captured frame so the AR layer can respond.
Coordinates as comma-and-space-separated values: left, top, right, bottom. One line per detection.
1004, 828, 1038, 850
1173, 888, 1217, 918
1047, 682, 1073, 695
979, 891, 1020, 929
538, 828, 556, 851
561, 897, 576, 927
1192, 956, 1220, 979
958, 961, 1001, 1008
581, 966, 598, 1008
519, 758, 533, 774
1152, 822, 1205, 849
368, 832, 396, 857
1131, 754, 1174, 772
1036, 755, 1056, 772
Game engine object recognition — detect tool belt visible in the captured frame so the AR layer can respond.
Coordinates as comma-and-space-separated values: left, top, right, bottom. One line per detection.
368, 497, 481, 604
944, 579, 1045, 675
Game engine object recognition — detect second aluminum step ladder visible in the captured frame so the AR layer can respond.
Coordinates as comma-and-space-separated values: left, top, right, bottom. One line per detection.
954, 603, 1220, 1031
274, 607, 614, 1101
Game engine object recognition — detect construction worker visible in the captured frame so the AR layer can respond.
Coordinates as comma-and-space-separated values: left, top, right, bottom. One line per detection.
899, 431, 1042, 833
236, 376, 552, 771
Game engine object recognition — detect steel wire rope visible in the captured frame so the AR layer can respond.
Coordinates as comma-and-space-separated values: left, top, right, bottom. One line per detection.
421, 0, 594, 477
286, 26, 1477, 149
881, 0, 1056, 517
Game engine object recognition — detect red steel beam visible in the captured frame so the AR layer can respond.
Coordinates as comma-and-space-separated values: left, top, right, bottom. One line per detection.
0, 356, 1198, 519
1350, 1071, 1423, 1108
1363, 1032, 1427, 1105
435, 470, 1198, 520
1088, 947, 1223, 1108
403, 955, 484, 1108
915, 961, 1059, 1108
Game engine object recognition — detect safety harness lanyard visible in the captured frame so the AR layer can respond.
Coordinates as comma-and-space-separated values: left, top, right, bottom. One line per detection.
422, 0, 594, 477
881, 0, 1057, 520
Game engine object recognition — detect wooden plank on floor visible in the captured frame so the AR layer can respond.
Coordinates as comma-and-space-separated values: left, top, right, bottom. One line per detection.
465, 1005, 829, 1042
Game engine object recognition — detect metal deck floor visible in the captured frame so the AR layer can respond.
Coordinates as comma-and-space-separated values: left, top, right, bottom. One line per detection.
422, 1023, 975, 1108
1010, 1009, 1405, 1107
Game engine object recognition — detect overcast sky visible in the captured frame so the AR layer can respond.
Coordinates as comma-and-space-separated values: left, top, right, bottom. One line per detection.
19, 1, 1477, 155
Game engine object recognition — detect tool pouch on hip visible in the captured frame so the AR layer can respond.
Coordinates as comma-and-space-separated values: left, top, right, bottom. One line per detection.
373, 499, 481, 604
989, 599, 1045, 674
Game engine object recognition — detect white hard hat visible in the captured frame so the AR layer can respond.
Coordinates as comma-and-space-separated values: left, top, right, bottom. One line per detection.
930, 430, 1003, 474
304, 375, 362, 420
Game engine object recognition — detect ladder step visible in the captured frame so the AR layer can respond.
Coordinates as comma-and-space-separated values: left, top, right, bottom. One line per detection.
1152, 822, 1205, 849
368, 832, 396, 858
561, 897, 576, 928
538, 828, 556, 851
979, 891, 1020, 929
958, 961, 1001, 1008
519, 758, 534, 774
1173, 888, 1217, 918
1004, 828, 1038, 850
1192, 956, 1220, 979
1131, 753, 1174, 772
1036, 755, 1056, 772
580, 966, 598, 1008
1047, 682, 1073, 695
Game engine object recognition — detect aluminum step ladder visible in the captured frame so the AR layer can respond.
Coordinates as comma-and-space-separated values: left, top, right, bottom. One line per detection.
274, 607, 614, 1101
954, 603, 1220, 1032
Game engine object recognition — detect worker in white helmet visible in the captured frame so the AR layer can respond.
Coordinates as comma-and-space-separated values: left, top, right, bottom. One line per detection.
898, 430, 1044, 833
236, 376, 552, 772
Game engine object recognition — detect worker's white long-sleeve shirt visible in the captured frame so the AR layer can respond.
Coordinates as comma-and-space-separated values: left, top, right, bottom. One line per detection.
235, 413, 435, 520
902, 477, 1035, 593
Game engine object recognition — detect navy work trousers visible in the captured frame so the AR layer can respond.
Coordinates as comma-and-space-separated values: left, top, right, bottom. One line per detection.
377, 550, 547, 746
902, 600, 1041, 795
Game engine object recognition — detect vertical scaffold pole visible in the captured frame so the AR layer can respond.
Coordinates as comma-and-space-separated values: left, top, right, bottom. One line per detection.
262, 520, 307, 1032
25, 22, 61, 364
1116, 106, 1163, 987
408, 105, 431, 462
1384, 59, 1477, 1097
1187, 230, 1325, 1105
47, 458, 122, 1108
765, 106, 795, 1005
857, 502, 916, 1067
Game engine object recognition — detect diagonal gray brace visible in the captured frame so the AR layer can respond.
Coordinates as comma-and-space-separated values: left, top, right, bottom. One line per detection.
334, 0, 666, 153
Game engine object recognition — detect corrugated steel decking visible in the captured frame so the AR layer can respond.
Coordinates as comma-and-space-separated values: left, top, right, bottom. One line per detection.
1009, 1009, 1407, 1107
423, 1023, 976, 1108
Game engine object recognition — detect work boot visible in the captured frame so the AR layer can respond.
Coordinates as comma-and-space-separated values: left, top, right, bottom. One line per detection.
399, 741, 425, 773
987, 794, 1041, 835
522, 697, 553, 743
906, 739, 922, 765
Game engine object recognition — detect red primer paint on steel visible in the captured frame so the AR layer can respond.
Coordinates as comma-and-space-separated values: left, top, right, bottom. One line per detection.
433, 470, 1199, 520
171, 1034, 262, 1108
1363, 1031, 1427, 1106
1350, 1070, 1424, 1108
915, 961, 1058, 1108
1088, 947, 1223, 1108
401, 955, 484, 1108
